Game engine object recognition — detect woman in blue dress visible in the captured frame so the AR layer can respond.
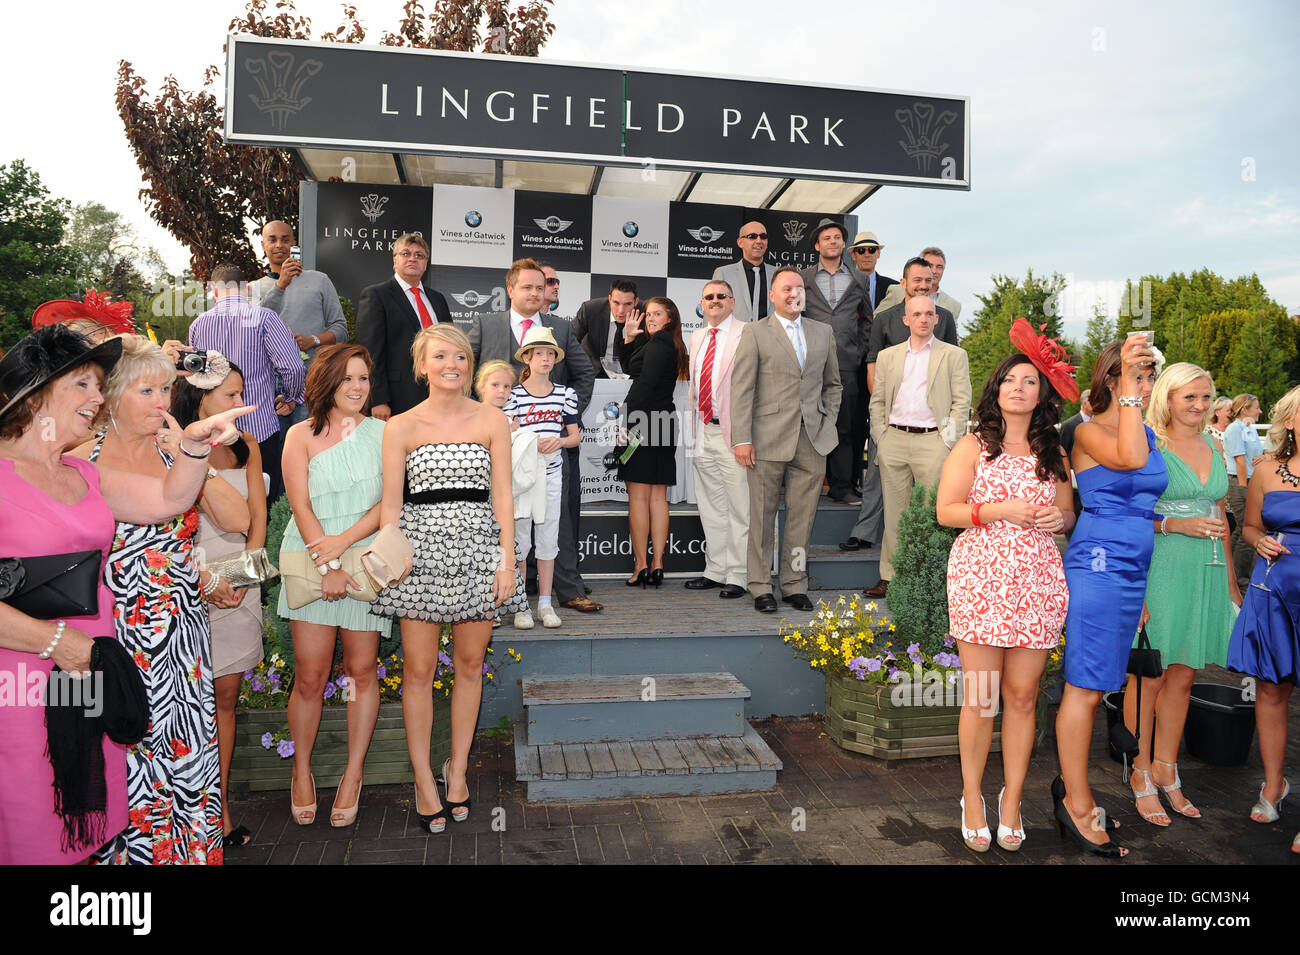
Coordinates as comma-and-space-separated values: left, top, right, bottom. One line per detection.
1053, 335, 1165, 858
1227, 385, 1300, 852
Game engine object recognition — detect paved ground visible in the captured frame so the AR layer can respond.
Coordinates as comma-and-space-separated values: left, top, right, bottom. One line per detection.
226, 674, 1300, 865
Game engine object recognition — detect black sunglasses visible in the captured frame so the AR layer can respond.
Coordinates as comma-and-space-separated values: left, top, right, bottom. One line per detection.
702, 293, 731, 301
545, 278, 560, 286
739, 232, 768, 240
852, 246, 881, 255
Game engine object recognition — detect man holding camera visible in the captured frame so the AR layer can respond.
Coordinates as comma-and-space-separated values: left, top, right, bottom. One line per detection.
186, 261, 305, 501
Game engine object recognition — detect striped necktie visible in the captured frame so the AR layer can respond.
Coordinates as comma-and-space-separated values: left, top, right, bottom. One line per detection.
698, 327, 718, 424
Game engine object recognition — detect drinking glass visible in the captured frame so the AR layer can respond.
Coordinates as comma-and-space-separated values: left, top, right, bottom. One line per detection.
1195, 498, 1227, 567
1252, 533, 1288, 593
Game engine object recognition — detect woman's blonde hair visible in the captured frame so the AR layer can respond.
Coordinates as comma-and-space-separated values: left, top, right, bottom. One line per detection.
1146, 362, 1214, 449
96, 333, 176, 428
1211, 396, 1233, 424
411, 323, 474, 396
1268, 386, 1300, 462
1228, 392, 1259, 422
474, 360, 515, 399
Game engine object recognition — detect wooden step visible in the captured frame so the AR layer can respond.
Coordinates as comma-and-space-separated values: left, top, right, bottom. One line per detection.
523, 672, 749, 745
515, 722, 782, 801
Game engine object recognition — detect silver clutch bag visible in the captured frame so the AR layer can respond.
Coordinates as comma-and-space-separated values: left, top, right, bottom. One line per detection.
204, 547, 279, 589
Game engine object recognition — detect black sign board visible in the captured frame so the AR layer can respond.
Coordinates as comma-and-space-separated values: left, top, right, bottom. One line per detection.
512, 191, 593, 272
589, 274, 667, 306
746, 208, 854, 272
314, 181, 433, 307
226, 35, 969, 187
577, 511, 707, 576
667, 202, 742, 279
426, 265, 508, 324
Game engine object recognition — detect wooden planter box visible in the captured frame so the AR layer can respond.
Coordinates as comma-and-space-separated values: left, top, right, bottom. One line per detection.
824, 672, 1001, 762
229, 700, 451, 793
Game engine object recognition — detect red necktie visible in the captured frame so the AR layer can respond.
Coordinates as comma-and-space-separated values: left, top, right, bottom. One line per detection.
698, 327, 718, 424
409, 287, 435, 328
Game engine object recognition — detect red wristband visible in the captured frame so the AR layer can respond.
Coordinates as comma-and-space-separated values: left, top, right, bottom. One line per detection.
971, 503, 983, 526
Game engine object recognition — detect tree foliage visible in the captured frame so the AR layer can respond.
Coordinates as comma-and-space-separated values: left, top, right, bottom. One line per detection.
66, 202, 171, 315
887, 483, 958, 658
115, 0, 555, 280
1075, 309, 1114, 398
959, 270, 1069, 401
0, 160, 79, 350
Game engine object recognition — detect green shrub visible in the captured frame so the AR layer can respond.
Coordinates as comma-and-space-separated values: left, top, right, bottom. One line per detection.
887, 482, 958, 658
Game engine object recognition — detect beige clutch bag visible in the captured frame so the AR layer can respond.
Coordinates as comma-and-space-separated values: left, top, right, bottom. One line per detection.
280, 547, 379, 609
361, 524, 414, 588
203, 547, 279, 589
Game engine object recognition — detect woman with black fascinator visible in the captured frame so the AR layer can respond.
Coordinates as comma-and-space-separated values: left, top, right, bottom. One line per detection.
936, 319, 1077, 854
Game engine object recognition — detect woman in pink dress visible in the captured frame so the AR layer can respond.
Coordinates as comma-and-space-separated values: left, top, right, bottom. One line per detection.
936, 320, 1078, 853
0, 323, 250, 864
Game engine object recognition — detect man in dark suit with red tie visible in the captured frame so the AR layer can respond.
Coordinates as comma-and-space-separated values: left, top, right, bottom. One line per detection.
355, 232, 453, 419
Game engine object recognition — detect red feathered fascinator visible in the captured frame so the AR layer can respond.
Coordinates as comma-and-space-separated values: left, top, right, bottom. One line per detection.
1008, 317, 1079, 403
31, 290, 136, 335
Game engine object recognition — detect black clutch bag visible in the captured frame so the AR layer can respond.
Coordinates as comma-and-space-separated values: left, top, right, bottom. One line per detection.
0, 551, 102, 619
1127, 626, 1163, 679
1111, 626, 1162, 778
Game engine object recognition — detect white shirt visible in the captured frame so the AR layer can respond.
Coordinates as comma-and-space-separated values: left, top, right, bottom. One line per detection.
395, 273, 431, 318
692, 316, 735, 416
774, 313, 806, 366
510, 307, 541, 346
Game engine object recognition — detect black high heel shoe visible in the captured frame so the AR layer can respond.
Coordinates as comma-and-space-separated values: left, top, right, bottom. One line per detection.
648, 568, 664, 588
413, 784, 448, 835
1050, 774, 1119, 831
626, 569, 649, 588
1051, 775, 1126, 858
441, 758, 471, 823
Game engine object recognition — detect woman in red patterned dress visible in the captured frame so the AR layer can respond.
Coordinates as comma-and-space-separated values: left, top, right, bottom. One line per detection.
936, 321, 1078, 853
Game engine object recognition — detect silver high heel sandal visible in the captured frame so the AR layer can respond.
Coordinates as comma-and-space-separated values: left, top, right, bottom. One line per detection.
1250, 778, 1290, 823
1152, 759, 1200, 819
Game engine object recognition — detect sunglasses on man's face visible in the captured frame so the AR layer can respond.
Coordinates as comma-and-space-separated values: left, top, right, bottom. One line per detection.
852, 246, 881, 255
545, 278, 560, 286
739, 232, 768, 240
702, 293, 731, 301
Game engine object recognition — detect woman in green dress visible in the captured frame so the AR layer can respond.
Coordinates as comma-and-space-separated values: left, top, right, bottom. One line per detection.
1124, 363, 1242, 825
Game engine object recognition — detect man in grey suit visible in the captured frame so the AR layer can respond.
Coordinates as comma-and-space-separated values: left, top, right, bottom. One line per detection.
712, 221, 770, 324
731, 267, 842, 613
469, 257, 599, 613
800, 217, 869, 505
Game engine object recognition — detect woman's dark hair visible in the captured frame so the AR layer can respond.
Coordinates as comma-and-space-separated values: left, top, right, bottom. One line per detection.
170, 361, 249, 467
975, 353, 1068, 483
306, 344, 373, 435
1087, 340, 1125, 415
644, 297, 690, 380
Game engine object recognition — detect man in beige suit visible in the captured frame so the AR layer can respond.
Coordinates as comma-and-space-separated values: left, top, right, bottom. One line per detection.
731, 267, 842, 613
867, 295, 971, 597
685, 280, 749, 598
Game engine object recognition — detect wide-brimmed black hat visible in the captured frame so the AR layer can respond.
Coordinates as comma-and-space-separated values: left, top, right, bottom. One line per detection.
0, 325, 123, 420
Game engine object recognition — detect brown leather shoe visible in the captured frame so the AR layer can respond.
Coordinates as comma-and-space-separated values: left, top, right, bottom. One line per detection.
560, 596, 603, 613
863, 579, 889, 598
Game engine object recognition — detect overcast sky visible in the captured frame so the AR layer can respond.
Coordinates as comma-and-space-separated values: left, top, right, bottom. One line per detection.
3, 0, 1297, 342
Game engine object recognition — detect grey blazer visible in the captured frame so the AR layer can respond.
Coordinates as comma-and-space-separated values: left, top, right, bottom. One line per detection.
730, 315, 842, 460
468, 311, 595, 413
799, 260, 869, 373
713, 259, 771, 324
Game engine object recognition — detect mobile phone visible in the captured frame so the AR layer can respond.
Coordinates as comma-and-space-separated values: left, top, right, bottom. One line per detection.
289, 245, 301, 261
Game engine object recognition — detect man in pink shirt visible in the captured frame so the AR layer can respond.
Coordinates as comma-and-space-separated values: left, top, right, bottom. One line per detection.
866, 295, 971, 597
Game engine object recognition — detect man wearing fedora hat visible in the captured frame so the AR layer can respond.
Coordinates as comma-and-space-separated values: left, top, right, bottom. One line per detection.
800, 218, 869, 505
848, 232, 898, 312
469, 258, 598, 613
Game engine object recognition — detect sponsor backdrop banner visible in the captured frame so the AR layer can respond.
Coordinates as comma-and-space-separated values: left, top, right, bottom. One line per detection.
431, 184, 514, 267
312, 182, 434, 302
426, 265, 507, 323
513, 191, 593, 272
668, 202, 740, 279
589, 197, 668, 277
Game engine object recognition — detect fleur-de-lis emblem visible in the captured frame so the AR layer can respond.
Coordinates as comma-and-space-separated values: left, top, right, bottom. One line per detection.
895, 102, 958, 174
245, 52, 323, 130
360, 194, 389, 223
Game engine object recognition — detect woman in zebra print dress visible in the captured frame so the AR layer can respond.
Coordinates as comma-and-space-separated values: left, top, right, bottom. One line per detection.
76, 336, 252, 864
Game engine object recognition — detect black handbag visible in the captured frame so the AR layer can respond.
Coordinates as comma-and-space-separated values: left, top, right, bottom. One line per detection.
0, 551, 102, 619
1111, 626, 1163, 777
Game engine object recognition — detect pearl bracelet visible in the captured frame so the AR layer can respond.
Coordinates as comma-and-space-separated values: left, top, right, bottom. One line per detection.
39, 621, 67, 660
1116, 395, 1143, 408
202, 571, 222, 598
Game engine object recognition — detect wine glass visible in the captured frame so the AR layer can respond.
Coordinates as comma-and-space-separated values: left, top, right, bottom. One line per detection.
1252, 533, 1288, 593
1195, 498, 1227, 567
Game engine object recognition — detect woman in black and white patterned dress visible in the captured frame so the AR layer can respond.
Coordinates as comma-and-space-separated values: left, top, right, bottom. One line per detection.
374, 323, 521, 833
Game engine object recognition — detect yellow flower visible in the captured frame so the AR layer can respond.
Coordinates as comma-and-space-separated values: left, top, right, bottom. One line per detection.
486, 673, 494, 680
433, 680, 443, 690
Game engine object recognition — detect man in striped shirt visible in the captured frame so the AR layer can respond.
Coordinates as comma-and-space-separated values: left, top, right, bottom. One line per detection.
188, 261, 306, 500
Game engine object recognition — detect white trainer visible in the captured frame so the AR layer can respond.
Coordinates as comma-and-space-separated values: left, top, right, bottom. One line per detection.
539, 605, 562, 628
513, 610, 535, 630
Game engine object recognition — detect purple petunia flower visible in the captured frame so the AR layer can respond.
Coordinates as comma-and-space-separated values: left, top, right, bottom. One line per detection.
251, 676, 265, 692
888, 667, 902, 682
260, 732, 273, 749
323, 681, 337, 699
437, 651, 452, 666
864, 658, 883, 672
276, 739, 295, 758
376, 665, 387, 680
243, 669, 255, 680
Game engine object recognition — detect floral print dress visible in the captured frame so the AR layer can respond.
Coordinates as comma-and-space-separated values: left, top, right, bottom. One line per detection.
90, 437, 222, 865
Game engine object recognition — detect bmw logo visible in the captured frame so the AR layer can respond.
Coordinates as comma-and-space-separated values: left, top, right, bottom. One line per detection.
464, 210, 482, 228
695, 304, 705, 319
603, 402, 621, 421
622, 221, 639, 238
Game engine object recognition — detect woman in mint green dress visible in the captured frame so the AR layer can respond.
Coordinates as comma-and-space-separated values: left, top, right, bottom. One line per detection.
278, 345, 387, 829
1124, 363, 1242, 827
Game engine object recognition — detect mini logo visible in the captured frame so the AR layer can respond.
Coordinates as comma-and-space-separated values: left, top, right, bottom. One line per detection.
686, 226, 724, 244
782, 220, 808, 245
533, 216, 573, 234
602, 402, 621, 421
360, 194, 389, 223
451, 290, 490, 309
622, 221, 639, 238
464, 210, 483, 228
244, 51, 324, 130
896, 101, 958, 174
